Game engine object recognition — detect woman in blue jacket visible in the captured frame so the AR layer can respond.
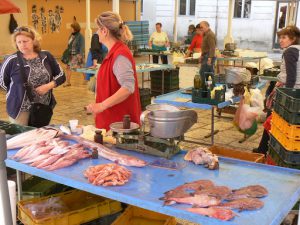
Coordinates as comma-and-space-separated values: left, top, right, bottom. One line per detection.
0, 26, 65, 125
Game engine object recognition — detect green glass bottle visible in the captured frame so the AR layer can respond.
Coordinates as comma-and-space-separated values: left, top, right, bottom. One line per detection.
194, 71, 202, 89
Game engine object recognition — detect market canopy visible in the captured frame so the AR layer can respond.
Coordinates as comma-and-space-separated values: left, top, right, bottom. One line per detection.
0, 0, 21, 14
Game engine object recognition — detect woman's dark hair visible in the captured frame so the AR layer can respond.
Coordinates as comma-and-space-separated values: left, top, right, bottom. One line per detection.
188, 24, 196, 32
71, 22, 81, 32
277, 25, 300, 45
156, 22, 162, 27
196, 24, 201, 29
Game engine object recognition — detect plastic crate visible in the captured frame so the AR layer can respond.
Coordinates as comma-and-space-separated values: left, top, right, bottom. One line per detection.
270, 123, 300, 151
263, 68, 280, 77
268, 145, 300, 169
273, 101, 300, 125
139, 88, 151, 110
0, 120, 34, 135
22, 176, 72, 200
81, 212, 122, 225
111, 206, 177, 225
18, 190, 122, 225
192, 88, 225, 105
209, 145, 265, 163
275, 88, 300, 112
150, 69, 180, 95
269, 134, 300, 164
272, 112, 300, 139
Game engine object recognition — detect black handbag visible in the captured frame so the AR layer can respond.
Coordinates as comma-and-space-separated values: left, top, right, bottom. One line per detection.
61, 48, 70, 64
17, 51, 53, 128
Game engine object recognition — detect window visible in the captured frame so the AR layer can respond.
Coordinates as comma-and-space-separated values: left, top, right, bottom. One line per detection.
179, 0, 196, 16
234, 0, 251, 18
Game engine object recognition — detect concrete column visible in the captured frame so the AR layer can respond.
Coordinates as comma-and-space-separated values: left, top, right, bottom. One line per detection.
173, 0, 178, 42
85, 0, 92, 60
113, 0, 120, 13
0, 130, 13, 225
224, 0, 234, 46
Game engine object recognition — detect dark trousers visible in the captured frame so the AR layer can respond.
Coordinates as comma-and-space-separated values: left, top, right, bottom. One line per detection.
200, 54, 216, 82
257, 110, 272, 155
153, 55, 168, 64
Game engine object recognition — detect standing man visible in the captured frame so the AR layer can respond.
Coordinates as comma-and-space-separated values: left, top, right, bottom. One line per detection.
199, 21, 216, 83
149, 22, 169, 64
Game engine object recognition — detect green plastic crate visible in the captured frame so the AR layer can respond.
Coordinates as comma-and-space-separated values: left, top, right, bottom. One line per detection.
139, 88, 151, 110
22, 176, 72, 200
192, 88, 225, 105
275, 88, 300, 113
273, 101, 300, 125
0, 120, 34, 135
150, 69, 180, 94
268, 145, 300, 170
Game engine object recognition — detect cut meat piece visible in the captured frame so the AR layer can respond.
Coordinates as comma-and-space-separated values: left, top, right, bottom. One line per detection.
187, 207, 236, 221
219, 198, 264, 211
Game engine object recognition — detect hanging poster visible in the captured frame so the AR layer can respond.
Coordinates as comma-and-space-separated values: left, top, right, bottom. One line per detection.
31, 5, 39, 30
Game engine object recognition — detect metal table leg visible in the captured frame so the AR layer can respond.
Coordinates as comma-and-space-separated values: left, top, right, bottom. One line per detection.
0, 130, 13, 225
162, 70, 165, 94
17, 170, 22, 201
142, 72, 144, 88
204, 107, 219, 145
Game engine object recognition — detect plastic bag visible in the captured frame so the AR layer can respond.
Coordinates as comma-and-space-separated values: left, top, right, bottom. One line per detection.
24, 197, 69, 219
250, 88, 264, 110
234, 98, 258, 132
225, 67, 251, 84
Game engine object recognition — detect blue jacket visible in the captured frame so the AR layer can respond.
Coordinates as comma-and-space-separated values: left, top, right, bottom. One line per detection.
0, 51, 66, 119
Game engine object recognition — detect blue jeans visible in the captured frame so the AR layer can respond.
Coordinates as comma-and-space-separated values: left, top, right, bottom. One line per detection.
200, 54, 216, 82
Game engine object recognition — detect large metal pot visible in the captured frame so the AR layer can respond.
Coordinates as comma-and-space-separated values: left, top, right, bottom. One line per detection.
147, 110, 197, 138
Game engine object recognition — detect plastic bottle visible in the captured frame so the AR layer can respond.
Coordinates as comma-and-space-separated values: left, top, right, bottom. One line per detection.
207, 76, 213, 90
123, 115, 131, 129
194, 71, 202, 89
94, 130, 103, 144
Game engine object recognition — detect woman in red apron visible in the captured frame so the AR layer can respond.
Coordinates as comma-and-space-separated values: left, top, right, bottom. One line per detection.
86, 11, 141, 131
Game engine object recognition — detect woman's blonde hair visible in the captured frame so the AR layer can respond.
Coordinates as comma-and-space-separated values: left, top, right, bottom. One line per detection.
12, 26, 42, 52
96, 11, 133, 42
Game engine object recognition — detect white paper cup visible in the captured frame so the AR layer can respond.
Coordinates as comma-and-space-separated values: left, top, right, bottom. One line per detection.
69, 120, 79, 132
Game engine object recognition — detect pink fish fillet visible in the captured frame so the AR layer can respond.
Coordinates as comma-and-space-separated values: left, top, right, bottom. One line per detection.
35, 154, 63, 168
165, 194, 221, 207
7, 128, 59, 149
21, 154, 51, 164
187, 207, 236, 221
46, 158, 78, 171
20, 145, 54, 162
61, 134, 147, 167
13, 143, 43, 161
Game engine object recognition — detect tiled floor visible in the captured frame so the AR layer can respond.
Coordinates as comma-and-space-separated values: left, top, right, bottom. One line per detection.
0, 55, 266, 225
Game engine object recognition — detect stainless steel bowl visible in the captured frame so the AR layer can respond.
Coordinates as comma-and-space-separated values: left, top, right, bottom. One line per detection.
147, 110, 198, 138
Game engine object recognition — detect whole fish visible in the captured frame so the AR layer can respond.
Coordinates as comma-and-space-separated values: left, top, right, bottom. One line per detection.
34, 154, 63, 168
61, 134, 147, 167
226, 185, 268, 200
7, 128, 59, 149
164, 194, 221, 207
194, 186, 232, 200
187, 207, 236, 221
219, 198, 264, 211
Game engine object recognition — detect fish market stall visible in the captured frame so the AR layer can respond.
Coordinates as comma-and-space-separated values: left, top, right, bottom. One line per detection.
4, 138, 300, 225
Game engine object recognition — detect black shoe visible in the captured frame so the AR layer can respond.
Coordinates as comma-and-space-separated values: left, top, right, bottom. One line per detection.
252, 148, 261, 153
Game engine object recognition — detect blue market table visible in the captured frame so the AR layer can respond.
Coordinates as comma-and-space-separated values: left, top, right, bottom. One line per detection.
5, 148, 300, 225
75, 63, 175, 93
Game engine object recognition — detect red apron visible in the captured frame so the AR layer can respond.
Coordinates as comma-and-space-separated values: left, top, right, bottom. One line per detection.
95, 41, 141, 130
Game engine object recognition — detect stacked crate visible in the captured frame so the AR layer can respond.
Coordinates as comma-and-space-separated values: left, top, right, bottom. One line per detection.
150, 68, 180, 96
124, 21, 149, 50
267, 88, 300, 169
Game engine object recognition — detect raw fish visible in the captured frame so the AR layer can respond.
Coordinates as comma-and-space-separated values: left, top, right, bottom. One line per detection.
187, 207, 236, 221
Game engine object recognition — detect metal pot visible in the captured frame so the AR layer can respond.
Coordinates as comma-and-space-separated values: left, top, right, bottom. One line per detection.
147, 110, 197, 138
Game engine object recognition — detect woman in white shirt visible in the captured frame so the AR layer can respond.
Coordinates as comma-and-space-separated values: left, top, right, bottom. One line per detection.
148, 22, 169, 64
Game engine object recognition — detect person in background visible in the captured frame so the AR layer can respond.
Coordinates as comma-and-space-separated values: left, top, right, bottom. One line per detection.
185, 24, 203, 57
90, 32, 108, 66
254, 25, 300, 154
86, 11, 141, 131
64, 22, 85, 87
148, 22, 169, 64
199, 21, 216, 82
184, 24, 196, 45
0, 26, 65, 125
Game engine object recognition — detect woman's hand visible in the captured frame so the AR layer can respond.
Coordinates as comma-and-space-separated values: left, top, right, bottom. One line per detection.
35, 81, 55, 95
86, 102, 107, 114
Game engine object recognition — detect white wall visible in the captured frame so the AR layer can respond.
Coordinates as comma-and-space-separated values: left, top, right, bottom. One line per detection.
142, 0, 294, 51
0, 0, 28, 55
